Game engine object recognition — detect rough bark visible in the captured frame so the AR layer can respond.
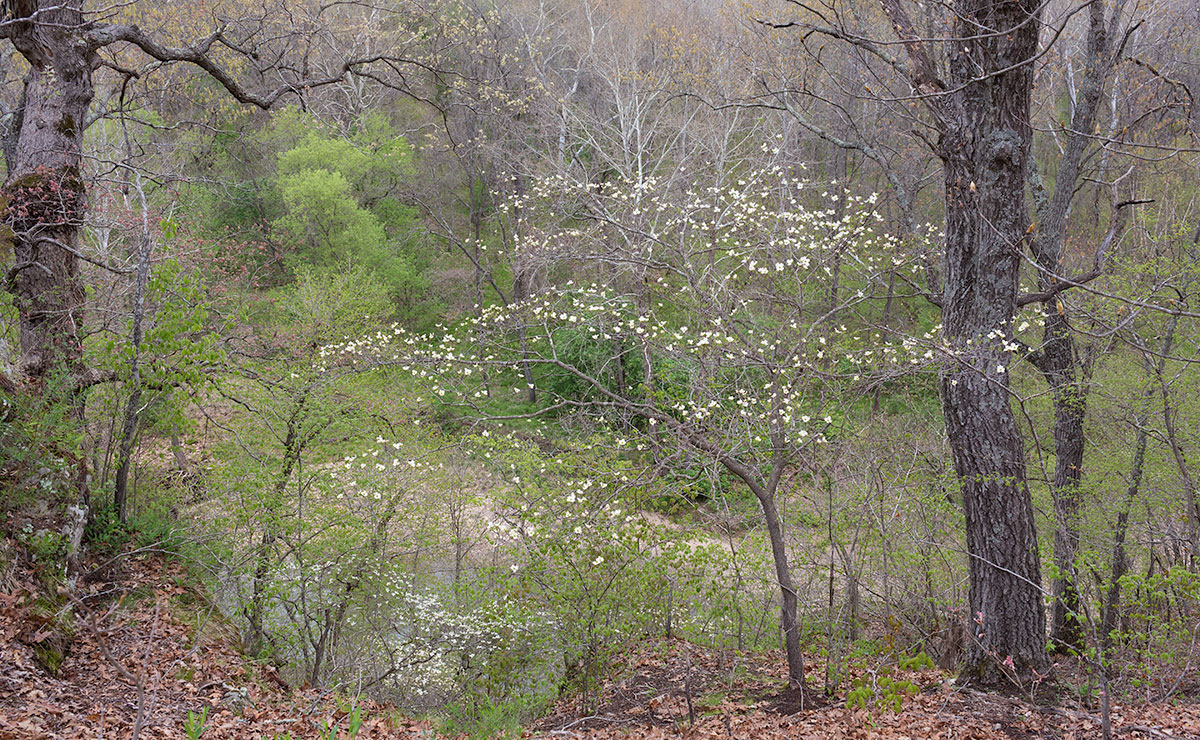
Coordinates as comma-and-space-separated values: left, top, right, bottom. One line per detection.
1024, 313, 1088, 652
886, 0, 1051, 685
3, 0, 95, 392
2, 0, 380, 406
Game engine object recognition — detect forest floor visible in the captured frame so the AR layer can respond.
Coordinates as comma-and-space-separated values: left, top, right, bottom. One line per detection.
535, 641, 1200, 740
0, 550, 432, 739
2, 545, 1199, 739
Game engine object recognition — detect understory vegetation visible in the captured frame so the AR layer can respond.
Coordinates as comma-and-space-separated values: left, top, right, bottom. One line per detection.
2, 0, 1200, 737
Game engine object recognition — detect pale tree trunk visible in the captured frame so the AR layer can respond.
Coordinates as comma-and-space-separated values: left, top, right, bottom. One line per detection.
113, 177, 156, 522
3, 0, 95, 395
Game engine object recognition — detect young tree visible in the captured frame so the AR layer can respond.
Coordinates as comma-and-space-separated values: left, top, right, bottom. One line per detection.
217, 266, 394, 655
335, 165, 925, 690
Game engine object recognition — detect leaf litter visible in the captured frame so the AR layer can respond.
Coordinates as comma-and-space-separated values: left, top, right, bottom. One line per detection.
1, 546, 1198, 739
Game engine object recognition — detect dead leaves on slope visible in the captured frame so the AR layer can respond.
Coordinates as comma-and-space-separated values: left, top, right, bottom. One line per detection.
0, 547, 434, 739
530, 641, 1200, 740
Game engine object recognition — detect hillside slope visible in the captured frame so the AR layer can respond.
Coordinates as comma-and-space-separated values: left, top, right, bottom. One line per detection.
2, 540, 1198, 739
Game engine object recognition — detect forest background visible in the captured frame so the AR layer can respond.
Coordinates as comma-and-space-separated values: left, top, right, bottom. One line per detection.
2, 0, 1200, 736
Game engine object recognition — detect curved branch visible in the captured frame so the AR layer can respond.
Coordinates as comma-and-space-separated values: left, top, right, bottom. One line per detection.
87, 23, 442, 110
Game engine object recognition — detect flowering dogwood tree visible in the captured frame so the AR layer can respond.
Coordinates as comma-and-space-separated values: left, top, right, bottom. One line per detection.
331, 166, 935, 689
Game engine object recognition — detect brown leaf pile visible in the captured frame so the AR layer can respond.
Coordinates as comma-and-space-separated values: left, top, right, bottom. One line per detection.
0, 549, 435, 739
530, 641, 1200, 740
2, 546, 1198, 739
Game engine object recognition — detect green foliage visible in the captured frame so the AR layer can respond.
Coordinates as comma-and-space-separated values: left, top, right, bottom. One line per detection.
897, 651, 935, 671
469, 433, 779, 712
272, 169, 388, 268
81, 256, 223, 523
438, 693, 538, 740
845, 669, 920, 713
184, 706, 209, 739
538, 326, 643, 405
183, 107, 432, 313
271, 129, 429, 309
200, 267, 535, 706
83, 505, 130, 553
128, 496, 187, 550
346, 701, 364, 737
840, 649, 929, 713
90, 257, 221, 387
18, 525, 67, 562
0, 376, 86, 511
1110, 567, 1200, 692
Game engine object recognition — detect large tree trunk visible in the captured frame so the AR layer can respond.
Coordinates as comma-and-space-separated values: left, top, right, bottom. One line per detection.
3, 0, 95, 395
934, 0, 1049, 686
941, 363, 1047, 685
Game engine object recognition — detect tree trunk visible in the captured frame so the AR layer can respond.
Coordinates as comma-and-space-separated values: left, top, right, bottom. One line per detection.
3, 0, 94, 395
246, 395, 307, 655
114, 179, 156, 523
941, 366, 1047, 685
1024, 0, 1119, 649
504, 172, 538, 404
1102, 405, 1145, 656
169, 430, 191, 474
757, 490, 805, 689
934, 0, 1049, 685
1103, 317, 1176, 666
1040, 315, 1086, 650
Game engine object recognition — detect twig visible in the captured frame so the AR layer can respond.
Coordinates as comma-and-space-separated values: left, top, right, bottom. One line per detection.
1118, 724, 1173, 738
79, 597, 159, 739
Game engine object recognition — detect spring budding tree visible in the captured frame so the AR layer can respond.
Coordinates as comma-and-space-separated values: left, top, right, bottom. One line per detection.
762, 0, 1152, 685
332, 164, 933, 690
876, 0, 1051, 685
0, 0, 455, 491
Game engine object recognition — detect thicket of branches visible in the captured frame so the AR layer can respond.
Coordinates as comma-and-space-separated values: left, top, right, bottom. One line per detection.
2, 0, 1200, 729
